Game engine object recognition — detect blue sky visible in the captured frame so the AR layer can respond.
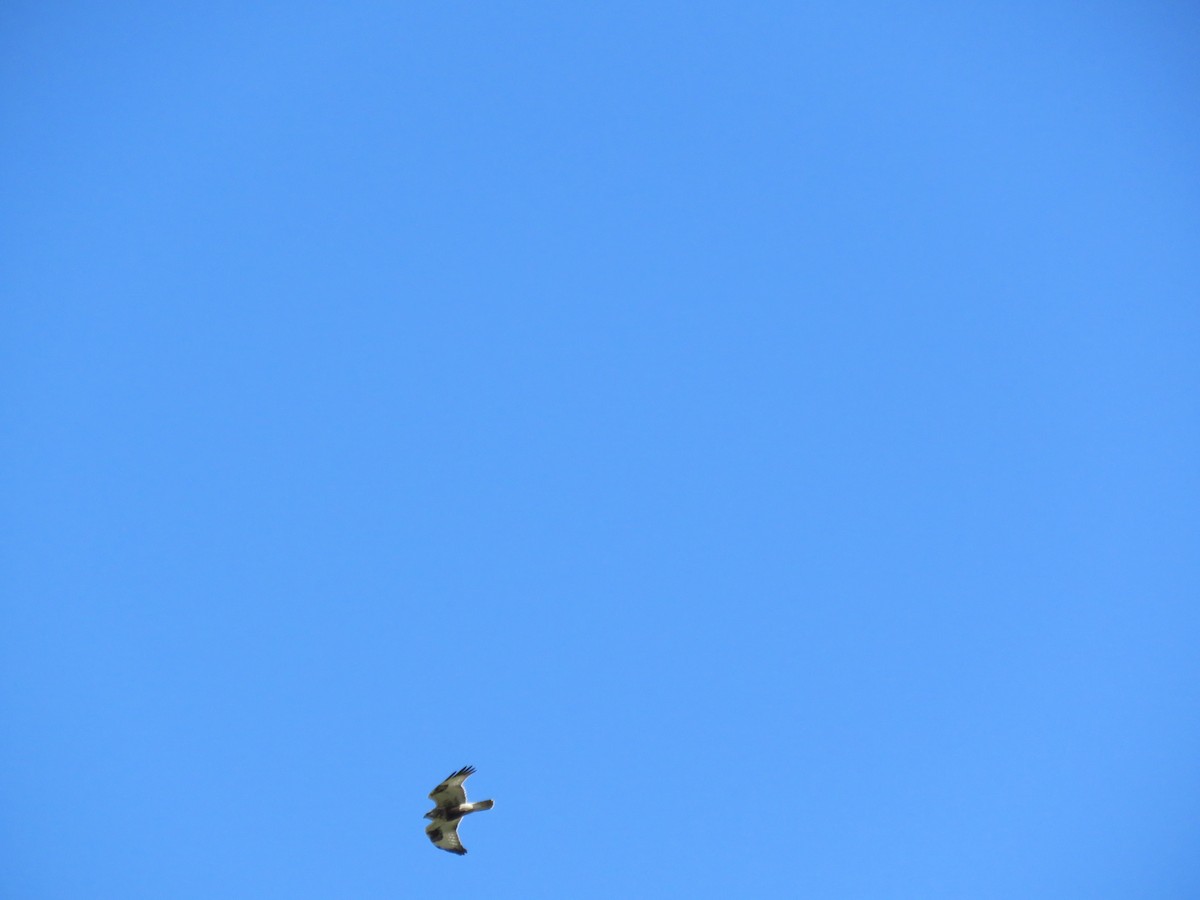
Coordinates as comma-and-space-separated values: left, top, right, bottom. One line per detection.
3, 2, 1198, 897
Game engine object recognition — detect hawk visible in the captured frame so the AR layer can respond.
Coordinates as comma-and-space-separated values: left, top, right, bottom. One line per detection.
424, 765, 494, 855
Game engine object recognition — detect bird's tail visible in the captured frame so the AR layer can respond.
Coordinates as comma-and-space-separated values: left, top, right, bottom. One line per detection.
465, 799, 494, 813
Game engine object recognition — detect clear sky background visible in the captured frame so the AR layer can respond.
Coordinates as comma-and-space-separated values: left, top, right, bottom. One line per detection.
3, 3, 1198, 897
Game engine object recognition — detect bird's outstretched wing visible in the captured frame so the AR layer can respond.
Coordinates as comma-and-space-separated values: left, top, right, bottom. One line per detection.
428, 765, 475, 807
426, 820, 467, 855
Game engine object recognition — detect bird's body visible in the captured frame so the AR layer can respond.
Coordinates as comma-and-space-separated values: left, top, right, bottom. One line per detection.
424, 766, 493, 855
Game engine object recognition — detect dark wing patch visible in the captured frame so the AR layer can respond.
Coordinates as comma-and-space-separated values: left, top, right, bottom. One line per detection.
426, 820, 466, 855
428, 765, 475, 806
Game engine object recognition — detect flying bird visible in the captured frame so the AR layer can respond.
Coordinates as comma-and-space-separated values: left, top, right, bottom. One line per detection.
424, 765, 494, 855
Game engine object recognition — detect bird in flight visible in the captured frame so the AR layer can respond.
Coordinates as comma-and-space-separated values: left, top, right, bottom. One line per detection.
424, 765, 494, 855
